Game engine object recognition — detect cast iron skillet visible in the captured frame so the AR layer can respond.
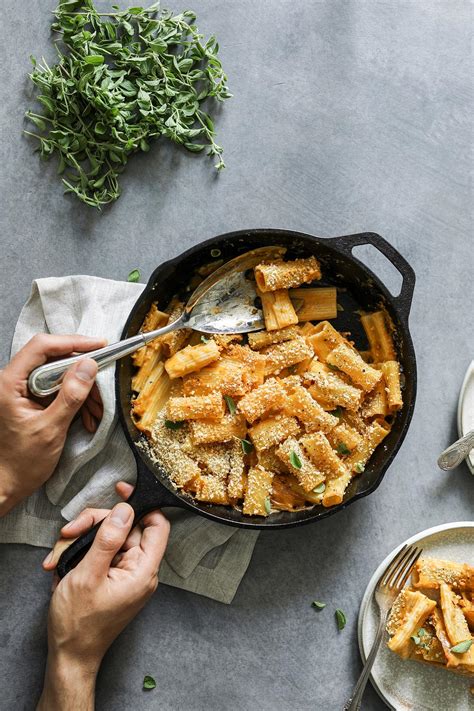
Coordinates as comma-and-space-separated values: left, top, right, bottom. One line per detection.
58, 230, 416, 577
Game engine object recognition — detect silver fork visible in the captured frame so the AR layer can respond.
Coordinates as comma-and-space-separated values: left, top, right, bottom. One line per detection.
343, 544, 423, 711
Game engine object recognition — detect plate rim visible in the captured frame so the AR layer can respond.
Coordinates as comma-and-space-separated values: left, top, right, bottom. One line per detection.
457, 359, 474, 475
357, 521, 474, 711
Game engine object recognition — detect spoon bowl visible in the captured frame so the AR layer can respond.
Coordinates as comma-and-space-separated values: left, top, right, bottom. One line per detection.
28, 246, 285, 397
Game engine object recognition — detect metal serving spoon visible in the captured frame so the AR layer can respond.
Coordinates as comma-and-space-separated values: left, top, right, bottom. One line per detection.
437, 430, 474, 471
28, 246, 285, 398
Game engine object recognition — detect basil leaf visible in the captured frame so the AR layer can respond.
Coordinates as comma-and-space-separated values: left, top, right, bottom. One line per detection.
335, 609, 346, 631
450, 639, 473, 654
312, 483, 326, 495
331, 407, 343, 418
224, 395, 236, 415
337, 442, 350, 455
127, 268, 141, 282
289, 450, 302, 469
164, 420, 184, 430
312, 601, 326, 610
143, 675, 156, 690
84, 55, 104, 65
264, 497, 271, 515
240, 439, 253, 454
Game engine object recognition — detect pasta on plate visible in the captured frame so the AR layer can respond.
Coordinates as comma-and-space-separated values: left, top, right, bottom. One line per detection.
387, 557, 474, 677
130, 253, 404, 516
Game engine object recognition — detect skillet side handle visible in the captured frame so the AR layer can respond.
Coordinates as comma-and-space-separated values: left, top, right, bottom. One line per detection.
328, 232, 416, 323
56, 463, 181, 579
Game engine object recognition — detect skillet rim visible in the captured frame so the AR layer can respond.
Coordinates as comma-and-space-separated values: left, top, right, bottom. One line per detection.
116, 228, 417, 529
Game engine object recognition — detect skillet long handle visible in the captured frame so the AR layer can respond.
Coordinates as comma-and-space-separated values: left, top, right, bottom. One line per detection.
28, 319, 180, 397
56, 465, 183, 578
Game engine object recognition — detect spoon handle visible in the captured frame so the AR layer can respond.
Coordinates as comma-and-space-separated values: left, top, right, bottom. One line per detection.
437, 430, 474, 470
28, 319, 181, 397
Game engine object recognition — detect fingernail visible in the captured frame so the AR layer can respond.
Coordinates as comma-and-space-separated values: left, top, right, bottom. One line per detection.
43, 550, 53, 565
76, 359, 97, 382
109, 503, 131, 527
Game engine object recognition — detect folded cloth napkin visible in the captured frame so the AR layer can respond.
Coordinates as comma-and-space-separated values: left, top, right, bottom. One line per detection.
0, 276, 259, 604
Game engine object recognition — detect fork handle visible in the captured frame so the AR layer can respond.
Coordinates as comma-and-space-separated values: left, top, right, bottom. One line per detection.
343, 611, 388, 711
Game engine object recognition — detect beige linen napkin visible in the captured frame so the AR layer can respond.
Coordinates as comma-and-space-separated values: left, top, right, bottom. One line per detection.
0, 276, 259, 604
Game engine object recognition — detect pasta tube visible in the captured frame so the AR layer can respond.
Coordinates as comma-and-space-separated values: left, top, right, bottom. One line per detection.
289, 287, 337, 321
257, 288, 299, 331
360, 310, 396, 362
254, 256, 321, 292
243, 465, 274, 516
166, 393, 225, 421
263, 336, 314, 376
189, 414, 247, 445
164, 341, 220, 379
326, 343, 382, 392
248, 414, 299, 451
238, 378, 286, 423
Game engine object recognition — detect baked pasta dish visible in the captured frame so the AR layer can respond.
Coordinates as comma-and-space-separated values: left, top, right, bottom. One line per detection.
130, 252, 404, 516
387, 557, 474, 676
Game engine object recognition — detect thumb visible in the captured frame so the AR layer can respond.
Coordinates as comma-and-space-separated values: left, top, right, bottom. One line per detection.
46, 358, 98, 429
79, 503, 134, 578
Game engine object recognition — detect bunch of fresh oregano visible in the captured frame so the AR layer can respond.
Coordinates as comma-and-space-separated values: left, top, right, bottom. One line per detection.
25, 0, 231, 208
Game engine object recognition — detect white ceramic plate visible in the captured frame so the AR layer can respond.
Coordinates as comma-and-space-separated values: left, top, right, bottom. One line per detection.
458, 360, 474, 475
358, 522, 474, 711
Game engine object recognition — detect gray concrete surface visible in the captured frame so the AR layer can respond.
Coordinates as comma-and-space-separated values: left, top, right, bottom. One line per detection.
0, 1, 472, 709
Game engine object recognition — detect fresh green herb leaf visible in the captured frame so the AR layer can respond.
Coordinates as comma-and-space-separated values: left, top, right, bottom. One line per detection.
264, 496, 271, 515
411, 634, 421, 645
84, 55, 104, 65
354, 462, 365, 474
224, 395, 236, 415
164, 420, 184, 430
143, 675, 156, 690
312, 483, 326, 494
337, 442, 351, 455
328, 363, 341, 372
418, 627, 426, 637
240, 438, 253, 454
25, 1, 231, 208
210, 248, 221, 257
335, 609, 346, 630
289, 450, 302, 469
312, 601, 326, 610
331, 407, 343, 418
200, 335, 210, 343
450, 639, 473, 654
127, 268, 141, 282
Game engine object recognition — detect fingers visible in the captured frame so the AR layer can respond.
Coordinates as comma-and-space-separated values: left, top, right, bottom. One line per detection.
7, 334, 107, 381
136, 510, 170, 576
81, 407, 97, 433
116, 481, 134, 500
78, 503, 134, 578
45, 359, 98, 429
61, 508, 110, 538
42, 536, 78, 571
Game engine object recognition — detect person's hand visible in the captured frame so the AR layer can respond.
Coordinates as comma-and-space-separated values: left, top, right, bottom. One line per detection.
38, 485, 169, 710
0, 334, 106, 517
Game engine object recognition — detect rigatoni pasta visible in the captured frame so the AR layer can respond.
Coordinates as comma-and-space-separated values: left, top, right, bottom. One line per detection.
387, 557, 474, 676
131, 251, 405, 516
